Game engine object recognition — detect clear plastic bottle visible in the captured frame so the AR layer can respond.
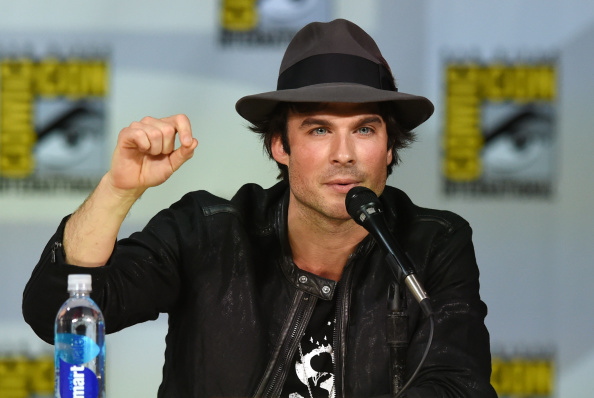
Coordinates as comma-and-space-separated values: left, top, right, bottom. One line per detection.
55, 274, 105, 398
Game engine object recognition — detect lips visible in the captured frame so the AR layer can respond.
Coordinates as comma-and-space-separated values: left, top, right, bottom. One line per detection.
325, 178, 361, 194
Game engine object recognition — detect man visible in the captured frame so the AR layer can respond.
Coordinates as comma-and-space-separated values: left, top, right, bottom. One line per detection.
23, 19, 497, 397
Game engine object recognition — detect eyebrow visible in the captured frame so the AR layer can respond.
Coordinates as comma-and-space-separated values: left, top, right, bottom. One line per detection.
300, 117, 329, 128
357, 116, 383, 126
299, 115, 384, 129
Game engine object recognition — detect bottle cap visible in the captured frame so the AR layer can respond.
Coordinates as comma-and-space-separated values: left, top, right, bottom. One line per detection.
67, 274, 92, 292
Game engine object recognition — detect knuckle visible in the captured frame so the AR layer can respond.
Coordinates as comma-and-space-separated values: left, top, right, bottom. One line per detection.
175, 113, 191, 127
128, 121, 143, 131
144, 125, 161, 139
162, 124, 176, 137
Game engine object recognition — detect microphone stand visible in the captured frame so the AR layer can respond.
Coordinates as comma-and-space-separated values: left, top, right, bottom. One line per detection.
387, 277, 408, 397
344, 187, 433, 396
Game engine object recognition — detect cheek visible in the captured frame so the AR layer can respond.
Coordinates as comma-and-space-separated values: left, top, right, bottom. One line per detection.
289, 144, 322, 168
365, 149, 391, 183
365, 147, 391, 168
288, 154, 315, 180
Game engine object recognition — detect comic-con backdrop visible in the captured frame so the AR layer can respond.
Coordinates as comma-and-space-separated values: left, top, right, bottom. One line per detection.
443, 56, 557, 198
1, 1, 593, 398
0, 54, 108, 193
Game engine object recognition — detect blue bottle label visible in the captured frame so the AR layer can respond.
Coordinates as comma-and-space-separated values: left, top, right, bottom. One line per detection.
59, 358, 99, 398
55, 333, 101, 364
56, 333, 102, 397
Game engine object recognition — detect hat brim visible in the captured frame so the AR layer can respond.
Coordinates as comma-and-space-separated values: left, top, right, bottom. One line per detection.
235, 82, 434, 131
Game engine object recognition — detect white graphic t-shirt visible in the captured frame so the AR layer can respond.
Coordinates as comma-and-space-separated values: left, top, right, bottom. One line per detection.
281, 297, 336, 398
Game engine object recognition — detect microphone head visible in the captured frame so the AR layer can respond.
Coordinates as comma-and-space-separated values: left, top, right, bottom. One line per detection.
345, 186, 382, 225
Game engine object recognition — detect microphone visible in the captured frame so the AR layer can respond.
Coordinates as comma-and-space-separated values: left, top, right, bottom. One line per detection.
345, 186, 432, 316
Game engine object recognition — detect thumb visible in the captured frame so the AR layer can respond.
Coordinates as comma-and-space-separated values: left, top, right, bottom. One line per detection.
170, 138, 198, 172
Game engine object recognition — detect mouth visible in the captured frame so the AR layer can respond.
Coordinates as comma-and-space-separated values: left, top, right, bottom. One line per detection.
325, 179, 361, 194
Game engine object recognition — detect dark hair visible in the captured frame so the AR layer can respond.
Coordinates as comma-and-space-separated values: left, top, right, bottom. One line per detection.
249, 102, 416, 181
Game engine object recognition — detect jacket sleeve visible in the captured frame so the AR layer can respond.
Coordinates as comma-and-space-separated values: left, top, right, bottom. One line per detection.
22, 193, 202, 345
402, 219, 498, 398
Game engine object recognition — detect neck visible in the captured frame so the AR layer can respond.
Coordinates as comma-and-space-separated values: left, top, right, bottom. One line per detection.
287, 198, 368, 282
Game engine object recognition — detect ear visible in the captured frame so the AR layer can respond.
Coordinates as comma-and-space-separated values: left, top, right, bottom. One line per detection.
271, 134, 289, 166
386, 148, 393, 165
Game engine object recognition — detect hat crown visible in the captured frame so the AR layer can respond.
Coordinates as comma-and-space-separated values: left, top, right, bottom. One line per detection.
279, 19, 388, 75
235, 18, 434, 131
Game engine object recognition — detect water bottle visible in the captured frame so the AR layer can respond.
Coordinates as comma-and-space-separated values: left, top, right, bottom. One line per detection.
55, 274, 105, 398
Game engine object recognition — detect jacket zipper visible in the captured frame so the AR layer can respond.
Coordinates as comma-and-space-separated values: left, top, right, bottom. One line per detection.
51, 241, 63, 263
259, 290, 317, 397
332, 255, 356, 397
23, 241, 63, 303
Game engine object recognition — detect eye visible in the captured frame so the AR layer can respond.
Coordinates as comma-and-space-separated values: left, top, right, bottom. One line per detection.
358, 126, 373, 135
311, 127, 327, 135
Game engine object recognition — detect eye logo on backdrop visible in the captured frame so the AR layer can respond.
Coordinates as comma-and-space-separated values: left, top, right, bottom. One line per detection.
0, 52, 109, 193
442, 55, 557, 198
219, 0, 330, 46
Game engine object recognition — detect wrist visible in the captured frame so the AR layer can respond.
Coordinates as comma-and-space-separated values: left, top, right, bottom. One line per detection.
102, 172, 146, 204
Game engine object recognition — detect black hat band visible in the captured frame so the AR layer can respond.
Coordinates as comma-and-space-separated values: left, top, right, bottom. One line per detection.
277, 53, 397, 92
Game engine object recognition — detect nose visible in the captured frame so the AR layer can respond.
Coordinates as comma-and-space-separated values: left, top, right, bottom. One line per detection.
330, 133, 356, 165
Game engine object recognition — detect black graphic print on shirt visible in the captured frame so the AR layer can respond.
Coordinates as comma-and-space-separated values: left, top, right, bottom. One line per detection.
281, 297, 336, 398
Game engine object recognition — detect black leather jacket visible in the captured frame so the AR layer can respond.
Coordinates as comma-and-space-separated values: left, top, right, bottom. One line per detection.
23, 182, 497, 397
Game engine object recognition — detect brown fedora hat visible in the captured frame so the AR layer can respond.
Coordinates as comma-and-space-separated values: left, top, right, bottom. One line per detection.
235, 19, 434, 131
